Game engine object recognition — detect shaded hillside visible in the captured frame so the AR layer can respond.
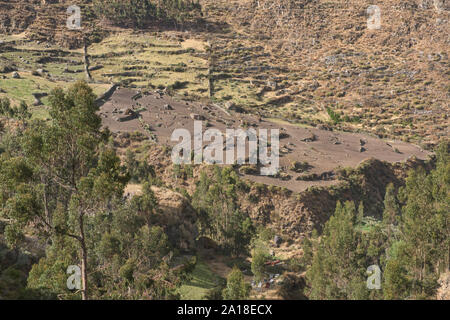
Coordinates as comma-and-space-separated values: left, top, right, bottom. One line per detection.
125, 135, 433, 240
238, 156, 432, 238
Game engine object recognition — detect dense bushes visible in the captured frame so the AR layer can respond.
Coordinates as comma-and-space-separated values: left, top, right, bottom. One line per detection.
0, 81, 188, 299
93, 0, 202, 28
306, 141, 449, 299
192, 166, 254, 256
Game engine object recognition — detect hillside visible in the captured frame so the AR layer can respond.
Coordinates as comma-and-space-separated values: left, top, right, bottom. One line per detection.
201, 0, 449, 146
0, 0, 448, 302
0, 0, 448, 146
0, 0, 447, 237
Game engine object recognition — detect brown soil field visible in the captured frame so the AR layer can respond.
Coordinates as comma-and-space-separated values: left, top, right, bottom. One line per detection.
100, 86, 430, 192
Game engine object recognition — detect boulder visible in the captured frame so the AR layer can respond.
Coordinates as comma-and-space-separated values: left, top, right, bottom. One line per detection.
190, 113, 205, 121
300, 132, 316, 142
225, 101, 244, 113
224, 101, 235, 110
274, 235, 282, 247
266, 80, 277, 90
31, 92, 47, 106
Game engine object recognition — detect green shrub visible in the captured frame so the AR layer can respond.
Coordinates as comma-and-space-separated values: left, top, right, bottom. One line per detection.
93, 0, 201, 28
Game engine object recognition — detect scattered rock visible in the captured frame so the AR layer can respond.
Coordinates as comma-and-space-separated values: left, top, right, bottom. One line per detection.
301, 132, 317, 142
317, 124, 333, 131
190, 113, 205, 121
31, 92, 48, 106
266, 80, 277, 90
274, 235, 282, 247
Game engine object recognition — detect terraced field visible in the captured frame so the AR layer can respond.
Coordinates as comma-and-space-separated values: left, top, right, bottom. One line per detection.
0, 0, 448, 148
1, 0, 448, 148
0, 31, 209, 117
98, 86, 430, 192
200, 0, 449, 147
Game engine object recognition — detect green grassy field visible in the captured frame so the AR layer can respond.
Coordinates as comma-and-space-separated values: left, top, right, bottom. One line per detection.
0, 32, 211, 116
178, 258, 222, 300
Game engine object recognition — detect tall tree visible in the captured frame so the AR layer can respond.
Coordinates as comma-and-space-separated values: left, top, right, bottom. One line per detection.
394, 141, 449, 298
308, 201, 369, 299
192, 166, 254, 256
222, 266, 250, 300
0, 81, 128, 300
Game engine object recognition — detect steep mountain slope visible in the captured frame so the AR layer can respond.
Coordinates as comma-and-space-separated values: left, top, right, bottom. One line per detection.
200, 0, 449, 145
1, 0, 448, 146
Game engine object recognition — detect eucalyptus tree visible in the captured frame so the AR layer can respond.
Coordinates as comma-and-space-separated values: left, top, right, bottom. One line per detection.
0, 81, 128, 300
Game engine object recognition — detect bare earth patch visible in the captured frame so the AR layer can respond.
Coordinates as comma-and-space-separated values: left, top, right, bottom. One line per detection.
100, 87, 430, 192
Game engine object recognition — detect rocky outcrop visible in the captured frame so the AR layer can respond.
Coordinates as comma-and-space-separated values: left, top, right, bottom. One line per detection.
151, 186, 198, 251
240, 157, 430, 239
